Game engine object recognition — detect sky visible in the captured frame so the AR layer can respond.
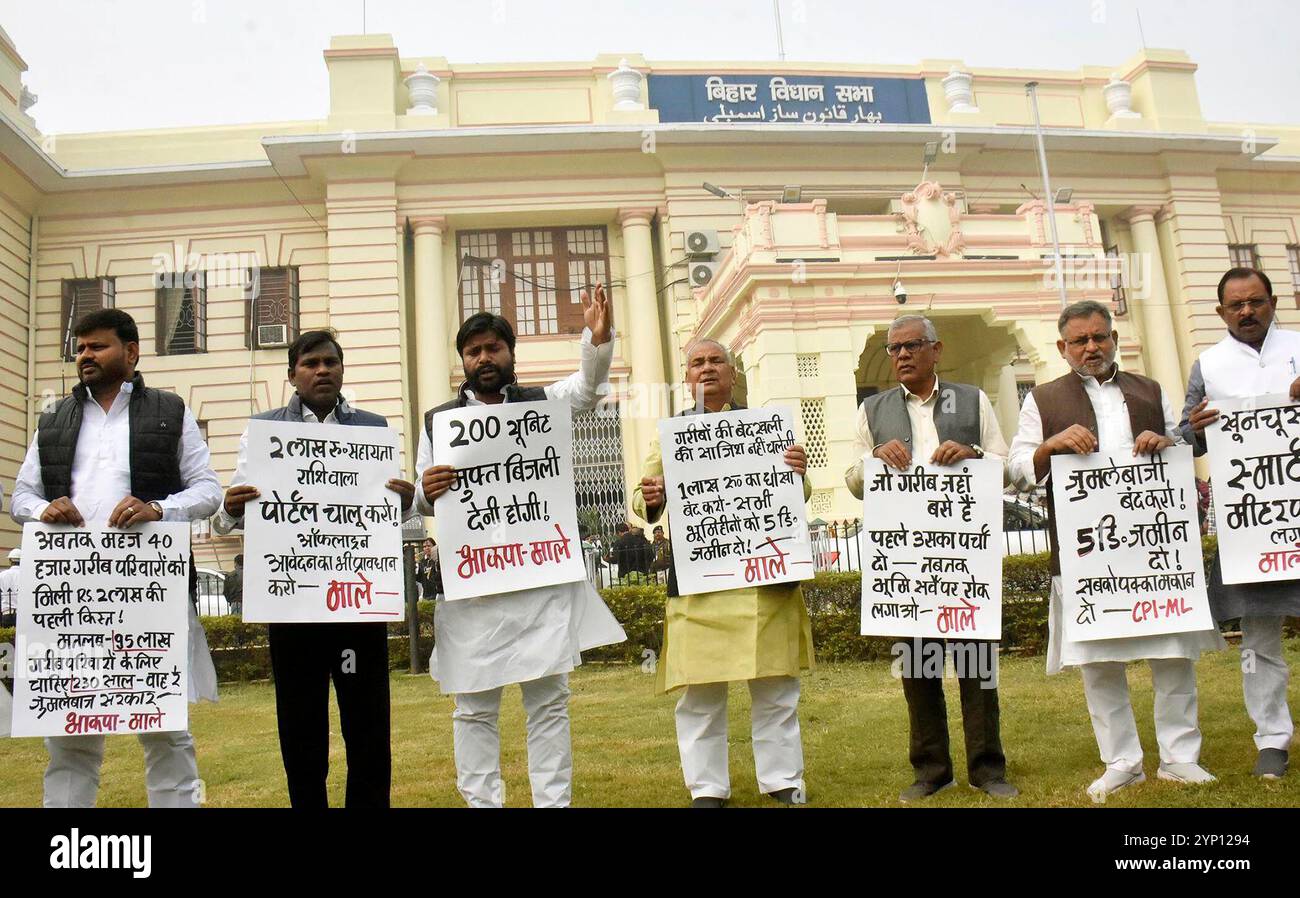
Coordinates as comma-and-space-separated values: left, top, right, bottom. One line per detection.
4, 0, 1297, 134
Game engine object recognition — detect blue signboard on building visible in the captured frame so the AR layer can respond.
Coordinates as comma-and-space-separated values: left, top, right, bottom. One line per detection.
647, 74, 931, 125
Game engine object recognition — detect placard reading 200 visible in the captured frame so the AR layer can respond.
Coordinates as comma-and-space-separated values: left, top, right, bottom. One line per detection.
450, 417, 501, 446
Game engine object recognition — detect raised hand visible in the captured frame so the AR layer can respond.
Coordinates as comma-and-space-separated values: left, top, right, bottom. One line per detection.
581, 282, 613, 346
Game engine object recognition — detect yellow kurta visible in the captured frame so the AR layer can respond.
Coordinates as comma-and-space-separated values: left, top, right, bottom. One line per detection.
632, 410, 815, 694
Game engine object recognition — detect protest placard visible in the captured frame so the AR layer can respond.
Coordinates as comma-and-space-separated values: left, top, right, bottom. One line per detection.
243, 420, 405, 622
860, 458, 1003, 639
11, 522, 191, 738
658, 407, 813, 595
1052, 446, 1212, 641
432, 400, 585, 600
1205, 395, 1300, 585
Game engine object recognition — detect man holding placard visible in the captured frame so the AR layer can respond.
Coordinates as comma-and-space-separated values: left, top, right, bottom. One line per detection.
1009, 300, 1223, 802
416, 287, 624, 808
9, 309, 222, 808
633, 338, 814, 808
845, 315, 1017, 802
1180, 267, 1300, 780
213, 329, 416, 808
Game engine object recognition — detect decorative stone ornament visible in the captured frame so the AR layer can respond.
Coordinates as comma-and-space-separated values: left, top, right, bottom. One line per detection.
1104, 73, 1140, 118
404, 63, 440, 115
608, 59, 644, 111
942, 67, 978, 113
19, 85, 35, 114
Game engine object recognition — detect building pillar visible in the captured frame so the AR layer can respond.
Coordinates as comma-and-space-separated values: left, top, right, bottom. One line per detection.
412, 216, 452, 414
1122, 206, 1186, 404
995, 358, 1021, 445
618, 208, 667, 459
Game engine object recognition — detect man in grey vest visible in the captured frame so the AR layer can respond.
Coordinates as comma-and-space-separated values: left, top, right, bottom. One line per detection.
214, 330, 416, 807
10, 308, 222, 807
1180, 267, 1300, 780
417, 288, 625, 807
845, 314, 1016, 802
1009, 300, 1223, 802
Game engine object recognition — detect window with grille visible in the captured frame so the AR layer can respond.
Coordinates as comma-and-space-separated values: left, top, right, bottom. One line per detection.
1229, 244, 1260, 270
61, 277, 115, 360
155, 271, 207, 355
796, 354, 820, 378
800, 398, 828, 469
810, 489, 832, 515
244, 267, 300, 349
1288, 245, 1300, 309
457, 226, 609, 337
1017, 380, 1035, 408
571, 402, 627, 531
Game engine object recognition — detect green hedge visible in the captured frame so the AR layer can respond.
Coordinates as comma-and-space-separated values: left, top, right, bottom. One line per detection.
2, 536, 1294, 683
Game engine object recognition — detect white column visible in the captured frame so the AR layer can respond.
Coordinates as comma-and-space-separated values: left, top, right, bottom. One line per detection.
618, 208, 667, 464
412, 216, 452, 414
1123, 206, 1186, 405
995, 360, 1020, 446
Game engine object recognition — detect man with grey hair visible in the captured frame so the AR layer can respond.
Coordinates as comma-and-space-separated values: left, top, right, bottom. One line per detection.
633, 336, 814, 807
846, 314, 1016, 802
1009, 300, 1223, 802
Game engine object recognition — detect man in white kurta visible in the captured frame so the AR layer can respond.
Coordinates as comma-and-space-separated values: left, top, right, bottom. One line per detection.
417, 287, 625, 808
1009, 300, 1223, 802
1181, 267, 1300, 779
9, 309, 222, 808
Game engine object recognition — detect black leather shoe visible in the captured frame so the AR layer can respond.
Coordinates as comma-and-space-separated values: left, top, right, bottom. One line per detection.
1255, 748, 1288, 780
899, 779, 955, 803
971, 778, 1019, 799
691, 796, 727, 808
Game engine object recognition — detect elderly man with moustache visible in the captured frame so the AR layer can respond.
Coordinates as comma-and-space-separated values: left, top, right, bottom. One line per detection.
633, 337, 813, 808
1180, 267, 1300, 780
1009, 299, 1224, 802
845, 314, 1017, 802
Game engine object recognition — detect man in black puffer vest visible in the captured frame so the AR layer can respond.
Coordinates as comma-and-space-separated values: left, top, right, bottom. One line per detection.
10, 308, 222, 808
416, 288, 625, 808
213, 330, 416, 808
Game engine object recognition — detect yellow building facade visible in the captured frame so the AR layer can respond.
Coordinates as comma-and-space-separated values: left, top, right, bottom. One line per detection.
1, 28, 1299, 564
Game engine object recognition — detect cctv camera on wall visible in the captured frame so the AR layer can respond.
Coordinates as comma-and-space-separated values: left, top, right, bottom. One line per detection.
893, 280, 907, 305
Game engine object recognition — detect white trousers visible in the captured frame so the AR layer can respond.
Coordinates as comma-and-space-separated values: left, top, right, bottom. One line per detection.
675, 676, 803, 800
1080, 659, 1201, 773
452, 673, 571, 808
1241, 615, 1294, 752
43, 730, 201, 808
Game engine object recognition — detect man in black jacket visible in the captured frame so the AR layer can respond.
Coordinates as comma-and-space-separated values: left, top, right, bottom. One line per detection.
213, 330, 416, 808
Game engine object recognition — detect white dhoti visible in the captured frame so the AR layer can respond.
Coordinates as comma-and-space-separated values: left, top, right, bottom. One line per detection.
43, 603, 215, 808
431, 579, 625, 807
1049, 577, 1223, 772
0, 680, 11, 739
675, 676, 804, 800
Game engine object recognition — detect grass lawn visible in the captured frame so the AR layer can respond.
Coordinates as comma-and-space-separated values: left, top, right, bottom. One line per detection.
3, 640, 1299, 808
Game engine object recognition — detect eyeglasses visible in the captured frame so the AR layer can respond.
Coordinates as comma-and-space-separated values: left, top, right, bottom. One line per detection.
1222, 297, 1271, 315
1064, 333, 1113, 349
885, 339, 933, 356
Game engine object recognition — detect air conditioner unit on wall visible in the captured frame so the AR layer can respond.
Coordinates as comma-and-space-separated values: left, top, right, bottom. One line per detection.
689, 261, 718, 288
258, 324, 289, 348
685, 229, 720, 258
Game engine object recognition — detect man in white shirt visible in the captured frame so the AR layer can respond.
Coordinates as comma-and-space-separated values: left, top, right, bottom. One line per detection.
1009, 300, 1223, 802
845, 315, 1017, 802
10, 308, 222, 808
1180, 267, 1300, 780
0, 547, 18, 627
417, 285, 625, 807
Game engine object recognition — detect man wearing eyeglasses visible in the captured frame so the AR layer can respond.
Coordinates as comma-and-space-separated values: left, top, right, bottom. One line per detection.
1009, 300, 1223, 802
846, 315, 1016, 802
1180, 267, 1300, 781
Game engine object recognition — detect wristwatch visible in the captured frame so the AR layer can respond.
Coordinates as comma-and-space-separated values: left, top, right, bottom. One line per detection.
970, 444, 985, 459
147, 501, 165, 519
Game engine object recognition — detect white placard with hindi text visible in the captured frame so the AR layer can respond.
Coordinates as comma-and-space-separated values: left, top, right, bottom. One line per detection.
12, 522, 191, 738
859, 458, 1004, 639
243, 420, 405, 623
658, 407, 814, 596
1205, 395, 1300, 585
433, 400, 586, 600
1052, 446, 1212, 641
